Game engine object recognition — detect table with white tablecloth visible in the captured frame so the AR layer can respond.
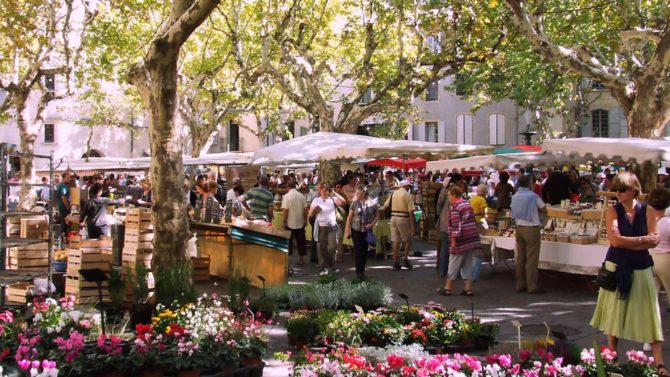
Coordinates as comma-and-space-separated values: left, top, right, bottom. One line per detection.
481, 236, 607, 275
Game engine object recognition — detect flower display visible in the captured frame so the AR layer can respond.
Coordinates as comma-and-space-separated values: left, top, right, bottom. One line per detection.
291, 344, 658, 377
0, 293, 270, 376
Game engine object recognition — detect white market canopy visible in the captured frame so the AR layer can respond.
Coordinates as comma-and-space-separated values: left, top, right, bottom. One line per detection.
542, 137, 670, 163
425, 151, 578, 172
251, 132, 494, 166
40, 152, 253, 174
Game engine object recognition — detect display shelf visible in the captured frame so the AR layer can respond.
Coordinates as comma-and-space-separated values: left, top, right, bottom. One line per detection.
0, 270, 47, 287
0, 146, 55, 305
0, 238, 47, 248
0, 211, 42, 218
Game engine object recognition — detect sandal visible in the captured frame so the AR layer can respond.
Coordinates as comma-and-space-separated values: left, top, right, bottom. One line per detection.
436, 288, 452, 296
657, 364, 670, 377
460, 290, 474, 297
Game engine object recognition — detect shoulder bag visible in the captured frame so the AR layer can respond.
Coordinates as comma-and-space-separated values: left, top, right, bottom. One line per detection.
593, 262, 616, 291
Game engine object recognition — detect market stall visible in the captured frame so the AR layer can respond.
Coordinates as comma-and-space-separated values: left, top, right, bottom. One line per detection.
190, 218, 290, 288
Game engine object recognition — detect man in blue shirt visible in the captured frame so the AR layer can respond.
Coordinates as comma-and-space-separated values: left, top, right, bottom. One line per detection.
56, 172, 74, 238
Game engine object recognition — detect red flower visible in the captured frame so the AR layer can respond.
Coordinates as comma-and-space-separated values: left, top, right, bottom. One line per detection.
0, 347, 8, 360
519, 349, 532, 362
387, 354, 405, 369
135, 323, 152, 335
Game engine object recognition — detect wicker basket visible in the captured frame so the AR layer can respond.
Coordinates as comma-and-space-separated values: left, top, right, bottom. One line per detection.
570, 235, 596, 244
556, 233, 570, 243
546, 206, 570, 219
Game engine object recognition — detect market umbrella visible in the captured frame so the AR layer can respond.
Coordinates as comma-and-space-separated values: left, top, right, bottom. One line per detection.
493, 145, 542, 155
368, 157, 426, 171
251, 132, 494, 166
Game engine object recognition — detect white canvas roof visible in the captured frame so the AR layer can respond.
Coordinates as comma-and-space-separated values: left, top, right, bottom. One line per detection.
251, 132, 494, 166
542, 138, 670, 163
425, 152, 574, 172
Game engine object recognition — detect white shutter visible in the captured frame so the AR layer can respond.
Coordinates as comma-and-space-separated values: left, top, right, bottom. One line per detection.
437, 120, 445, 143
488, 114, 505, 145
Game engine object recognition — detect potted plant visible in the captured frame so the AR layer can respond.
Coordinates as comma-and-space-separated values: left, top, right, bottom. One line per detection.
90, 333, 128, 377
106, 267, 125, 326
285, 311, 319, 348
155, 261, 197, 307
129, 323, 165, 377
129, 263, 152, 329
249, 296, 276, 321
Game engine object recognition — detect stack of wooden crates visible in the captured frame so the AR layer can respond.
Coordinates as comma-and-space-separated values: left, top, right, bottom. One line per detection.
5, 215, 50, 303
421, 182, 442, 243
122, 208, 154, 302
65, 239, 113, 304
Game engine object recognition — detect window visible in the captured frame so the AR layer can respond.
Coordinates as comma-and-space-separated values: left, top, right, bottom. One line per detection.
592, 109, 609, 137
285, 121, 295, 138
426, 81, 438, 101
299, 127, 308, 136
425, 121, 438, 143
44, 123, 55, 143
426, 36, 441, 53
488, 114, 505, 145
229, 122, 240, 151
456, 114, 474, 144
44, 74, 55, 91
592, 81, 606, 90
360, 88, 372, 104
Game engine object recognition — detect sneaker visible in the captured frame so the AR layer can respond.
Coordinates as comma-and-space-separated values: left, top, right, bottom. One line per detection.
392, 262, 402, 271
643, 342, 653, 352
403, 259, 413, 270
331, 268, 340, 274
319, 270, 328, 276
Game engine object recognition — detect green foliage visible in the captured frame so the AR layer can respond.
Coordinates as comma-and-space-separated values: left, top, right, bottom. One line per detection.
126, 263, 149, 304
154, 262, 197, 307
227, 268, 251, 312
285, 311, 320, 343
107, 267, 125, 306
265, 279, 393, 311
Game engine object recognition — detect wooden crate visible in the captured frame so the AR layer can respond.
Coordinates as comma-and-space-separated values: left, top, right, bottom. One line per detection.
20, 218, 49, 238
6, 243, 49, 271
66, 249, 113, 278
65, 276, 109, 304
126, 209, 153, 230
191, 256, 210, 282
6, 282, 31, 303
124, 231, 154, 244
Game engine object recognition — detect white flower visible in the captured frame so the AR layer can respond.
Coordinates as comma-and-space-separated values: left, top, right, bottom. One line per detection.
33, 313, 43, 322
69, 310, 82, 322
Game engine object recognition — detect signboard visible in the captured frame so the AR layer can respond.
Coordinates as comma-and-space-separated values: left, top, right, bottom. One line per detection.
225, 165, 260, 192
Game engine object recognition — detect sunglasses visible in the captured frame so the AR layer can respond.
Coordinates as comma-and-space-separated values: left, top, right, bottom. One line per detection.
613, 187, 631, 193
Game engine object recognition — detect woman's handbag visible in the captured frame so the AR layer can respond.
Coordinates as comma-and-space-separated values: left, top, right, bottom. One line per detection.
593, 263, 617, 291
366, 229, 376, 246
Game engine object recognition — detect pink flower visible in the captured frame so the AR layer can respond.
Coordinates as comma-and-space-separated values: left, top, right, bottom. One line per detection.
0, 311, 13, 323
18, 359, 31, 370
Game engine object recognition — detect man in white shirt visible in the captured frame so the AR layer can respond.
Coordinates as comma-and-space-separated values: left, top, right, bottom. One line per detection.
282, 180, 308, 265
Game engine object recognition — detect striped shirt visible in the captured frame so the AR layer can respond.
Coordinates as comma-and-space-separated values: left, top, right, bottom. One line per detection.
449, 199, 481, 255
243, 186, 274, 219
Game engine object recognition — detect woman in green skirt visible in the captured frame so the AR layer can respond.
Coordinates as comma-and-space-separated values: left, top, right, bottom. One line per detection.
590, 172, 668, 376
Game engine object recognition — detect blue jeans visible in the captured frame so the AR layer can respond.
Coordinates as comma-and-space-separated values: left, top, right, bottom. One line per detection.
439, 231, 450, 278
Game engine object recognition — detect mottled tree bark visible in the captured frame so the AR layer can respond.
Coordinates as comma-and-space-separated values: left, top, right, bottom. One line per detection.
128, 0, 220, 268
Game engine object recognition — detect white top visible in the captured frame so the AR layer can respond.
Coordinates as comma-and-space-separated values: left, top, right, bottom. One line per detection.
310, 196, 337, 226
515, 195, 545, 227
650, 216, 670, 254
281, 189, 307, 229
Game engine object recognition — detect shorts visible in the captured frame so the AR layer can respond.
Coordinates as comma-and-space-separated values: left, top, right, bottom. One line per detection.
390, 216, 412, 243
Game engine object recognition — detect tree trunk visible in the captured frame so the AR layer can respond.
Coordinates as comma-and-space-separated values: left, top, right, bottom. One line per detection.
319, 161, 341, 185
624, 82, 670, 138
15, 91, 37, 211
631, 160, 656, 194
146, 60, 191, 268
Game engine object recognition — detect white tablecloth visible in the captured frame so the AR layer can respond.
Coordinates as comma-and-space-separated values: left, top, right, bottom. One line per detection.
481, 236, 606, 275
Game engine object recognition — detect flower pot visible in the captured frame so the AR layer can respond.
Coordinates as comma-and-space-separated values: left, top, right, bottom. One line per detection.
131, 303, 153, 330
138, 371, 164, 377
176, 370, 201, 377
240, 356, 263, 366
100, 371, 124, 377
233, 366, 250, 377
247, 363, 264, 377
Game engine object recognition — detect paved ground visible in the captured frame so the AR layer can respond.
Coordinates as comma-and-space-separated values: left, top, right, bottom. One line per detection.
201, 238, 670, 376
